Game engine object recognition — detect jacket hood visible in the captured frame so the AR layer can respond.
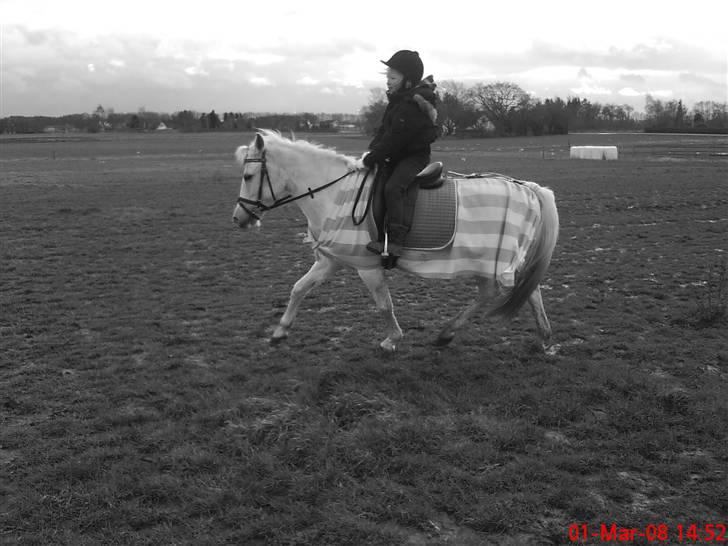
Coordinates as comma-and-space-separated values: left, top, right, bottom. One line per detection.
411, 75, 438, 124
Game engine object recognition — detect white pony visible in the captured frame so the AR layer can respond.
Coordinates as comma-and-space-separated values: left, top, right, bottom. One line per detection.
233, 130, 559, 352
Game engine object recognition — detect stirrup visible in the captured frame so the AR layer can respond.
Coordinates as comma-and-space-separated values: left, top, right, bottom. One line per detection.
380, 231, 401, 269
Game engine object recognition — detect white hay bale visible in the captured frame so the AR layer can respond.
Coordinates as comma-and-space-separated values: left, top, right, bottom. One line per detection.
570, 146, 618, 160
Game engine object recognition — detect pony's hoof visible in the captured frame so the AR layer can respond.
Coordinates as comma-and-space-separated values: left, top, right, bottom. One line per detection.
380, 339, 398, 352
434, 334, 455, 346
270, 324, 289, 345
270, 332, 288, 345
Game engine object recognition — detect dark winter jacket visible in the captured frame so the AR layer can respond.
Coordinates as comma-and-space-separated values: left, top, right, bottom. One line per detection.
363, 76, 439, 168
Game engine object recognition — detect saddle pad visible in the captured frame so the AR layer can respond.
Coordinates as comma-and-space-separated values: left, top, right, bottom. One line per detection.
404, 179, 457, 250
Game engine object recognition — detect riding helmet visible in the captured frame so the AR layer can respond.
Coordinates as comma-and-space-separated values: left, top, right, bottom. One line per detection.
381, 50, 424, 86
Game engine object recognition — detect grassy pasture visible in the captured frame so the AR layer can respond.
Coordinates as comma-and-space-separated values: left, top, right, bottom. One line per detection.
1, 131, 727, 545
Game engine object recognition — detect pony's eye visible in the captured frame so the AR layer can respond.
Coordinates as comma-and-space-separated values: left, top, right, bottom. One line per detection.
243, 174, 253, 182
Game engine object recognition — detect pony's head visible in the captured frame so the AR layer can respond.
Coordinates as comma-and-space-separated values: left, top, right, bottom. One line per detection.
232, 132, 290, 229
232, 130, 359, 229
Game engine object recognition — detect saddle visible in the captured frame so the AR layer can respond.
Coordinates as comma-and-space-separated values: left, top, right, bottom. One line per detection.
414, 161, 445, 189
371, 161, 457, 254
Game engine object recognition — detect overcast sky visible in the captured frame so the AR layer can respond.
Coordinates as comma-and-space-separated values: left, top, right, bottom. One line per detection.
1, 0, 726, 116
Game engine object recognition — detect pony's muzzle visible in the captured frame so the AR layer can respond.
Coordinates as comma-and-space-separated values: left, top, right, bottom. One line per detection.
232, 205, 251, 228
233, 204, 261, 229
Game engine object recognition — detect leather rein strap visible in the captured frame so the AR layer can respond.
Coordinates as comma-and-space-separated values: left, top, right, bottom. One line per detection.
237, 153, 370, 222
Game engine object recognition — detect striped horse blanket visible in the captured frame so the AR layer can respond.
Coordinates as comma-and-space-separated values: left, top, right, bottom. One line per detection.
308, 172, 542, 285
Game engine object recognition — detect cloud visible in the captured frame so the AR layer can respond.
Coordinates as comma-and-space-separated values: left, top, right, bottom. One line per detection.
620, 73, 646, 85
297, 76, 319, 86
647, 90, 674, 98
679, 72, 720, 85
16, 25, 48, 46
2, 3, 726, 118
570, 84, 613, 96
249, 76, 273, 87
185, 66, 209, 76
241, 52, 286, 66
605, 39, 724, 73
618, 87, 643, 97
568, 65, 614, 97
268, 40, 375, 62
466, 37, 726, 78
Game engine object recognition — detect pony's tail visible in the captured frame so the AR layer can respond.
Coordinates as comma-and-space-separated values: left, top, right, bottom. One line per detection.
486, 183, 559, 320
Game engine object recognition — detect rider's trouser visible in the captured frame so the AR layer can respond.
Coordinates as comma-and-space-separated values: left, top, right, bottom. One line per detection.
374, 153, 429, 250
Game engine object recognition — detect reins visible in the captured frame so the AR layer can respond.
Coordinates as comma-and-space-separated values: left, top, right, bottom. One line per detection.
237, 151, 373, 224
351, 169, 373, 225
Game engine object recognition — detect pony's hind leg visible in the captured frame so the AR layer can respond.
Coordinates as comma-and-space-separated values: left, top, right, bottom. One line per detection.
271, 255, 340, 344
357, 268, 403, 352
435, 278, 496, 345
528, 284, 552, 350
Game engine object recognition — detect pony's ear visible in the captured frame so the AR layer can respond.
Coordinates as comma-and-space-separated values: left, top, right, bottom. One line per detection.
255, 133, 264, 151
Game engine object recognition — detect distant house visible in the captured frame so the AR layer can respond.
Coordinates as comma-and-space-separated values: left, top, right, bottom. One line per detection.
318, 120, 336, 130
43, 125, 78, 133
156, 122, 168, 131
338, 123, 359, 134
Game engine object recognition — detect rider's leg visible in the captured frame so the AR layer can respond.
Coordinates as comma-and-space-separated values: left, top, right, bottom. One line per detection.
383, 154, 429, 256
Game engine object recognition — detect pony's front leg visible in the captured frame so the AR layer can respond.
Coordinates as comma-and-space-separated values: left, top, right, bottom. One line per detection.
357, 268, 403, 352
271, 256, 340, 344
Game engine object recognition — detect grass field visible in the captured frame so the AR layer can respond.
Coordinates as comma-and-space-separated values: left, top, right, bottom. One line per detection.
2, 131, 727, 545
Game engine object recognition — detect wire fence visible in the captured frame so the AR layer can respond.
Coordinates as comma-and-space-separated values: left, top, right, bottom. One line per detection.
434, 134, 728, 161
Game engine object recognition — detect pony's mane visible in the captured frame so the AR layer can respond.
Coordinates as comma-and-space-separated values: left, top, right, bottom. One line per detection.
257, 129, 353, 165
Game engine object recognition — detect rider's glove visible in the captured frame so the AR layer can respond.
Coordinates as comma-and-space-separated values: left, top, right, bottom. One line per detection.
352, 152, 370, 170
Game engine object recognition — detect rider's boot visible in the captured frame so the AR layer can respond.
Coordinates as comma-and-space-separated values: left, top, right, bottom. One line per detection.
381, 224, 408, 269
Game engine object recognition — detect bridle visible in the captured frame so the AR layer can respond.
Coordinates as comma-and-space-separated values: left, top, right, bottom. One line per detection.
236, 150, 369, 222
235, 151, 288, 222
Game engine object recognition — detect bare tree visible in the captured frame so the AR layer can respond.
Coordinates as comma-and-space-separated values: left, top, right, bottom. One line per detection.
359, 88, 388, 136
437, 80, 479, 135
470, 82, 528, 136
438, 80, 470, 102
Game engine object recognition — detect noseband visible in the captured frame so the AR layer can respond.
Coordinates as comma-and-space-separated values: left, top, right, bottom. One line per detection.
236, 151, 366, 221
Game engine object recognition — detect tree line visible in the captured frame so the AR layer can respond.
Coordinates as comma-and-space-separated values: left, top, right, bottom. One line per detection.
643, 96, 727, 133
360, 80, 727, 136
0, 107, 355, 134
2, 86, 726, 135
